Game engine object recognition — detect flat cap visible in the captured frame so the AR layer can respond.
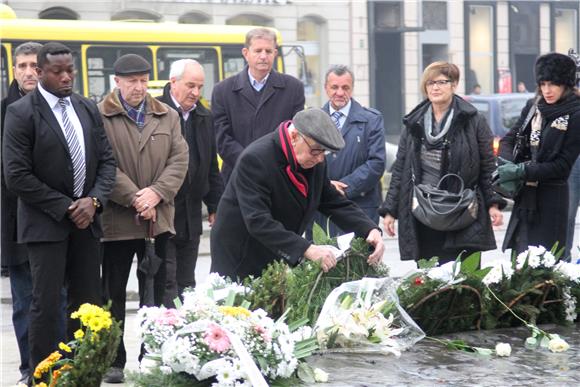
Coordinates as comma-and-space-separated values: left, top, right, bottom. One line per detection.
292, 108, 345, 152
113, 54, 151, 76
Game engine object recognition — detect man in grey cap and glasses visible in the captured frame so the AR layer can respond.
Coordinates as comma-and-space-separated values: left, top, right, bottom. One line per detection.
98, 53, 188, 383
210, 108, 384, 280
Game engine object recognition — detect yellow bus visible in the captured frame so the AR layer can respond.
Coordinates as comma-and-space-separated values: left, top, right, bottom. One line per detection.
0, 13, 285, 103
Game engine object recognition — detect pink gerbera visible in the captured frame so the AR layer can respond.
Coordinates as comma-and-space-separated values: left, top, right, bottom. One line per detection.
203, 324, 231, 353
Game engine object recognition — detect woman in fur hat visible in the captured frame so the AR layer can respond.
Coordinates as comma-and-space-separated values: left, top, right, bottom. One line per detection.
498, 52, 580, 254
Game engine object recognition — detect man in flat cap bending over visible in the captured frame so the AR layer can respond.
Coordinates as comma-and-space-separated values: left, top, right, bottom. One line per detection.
210, 108, 385, 280
98, 54, 188, 383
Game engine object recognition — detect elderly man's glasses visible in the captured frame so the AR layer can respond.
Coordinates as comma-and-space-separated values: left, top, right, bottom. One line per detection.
426, 79, 452, 88
298, 133, 330, 156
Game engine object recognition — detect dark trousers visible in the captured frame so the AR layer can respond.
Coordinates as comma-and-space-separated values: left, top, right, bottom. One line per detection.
566, 157, 580, 260
164, 234, 201, 307
102, 233, 169, 368
9, 262, 67, 378
27, 228, 102, 369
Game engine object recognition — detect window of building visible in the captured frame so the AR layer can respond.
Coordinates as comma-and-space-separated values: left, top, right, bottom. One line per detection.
297, 16, 327, 107
374, 1, 402, 29
422, 44, 448, 71
467, 4, 495, 94
509, 2, 539, 96
178, 12, 211, 24
111, 10, 162, 22
85, 46, 153, 102
226, 14, 273, 27
423, 1, 447, 30
38, 6, 79, 20
553, 7, 578, 54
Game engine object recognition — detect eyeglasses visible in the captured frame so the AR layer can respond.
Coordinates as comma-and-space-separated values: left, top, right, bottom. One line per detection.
298, 133, 330, 156
426, 79, 452, 88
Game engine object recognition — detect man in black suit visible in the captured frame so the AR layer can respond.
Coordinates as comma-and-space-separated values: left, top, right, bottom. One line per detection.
157, 59, 223, 305
212, 27, 305, 183
2, 42, 116, 373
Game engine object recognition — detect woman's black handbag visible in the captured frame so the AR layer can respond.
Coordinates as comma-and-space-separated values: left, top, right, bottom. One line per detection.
412, 173, 479, 231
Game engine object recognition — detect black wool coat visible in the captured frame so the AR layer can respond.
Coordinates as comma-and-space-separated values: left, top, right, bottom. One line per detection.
157, 85, 223, 239
499, 95, 580, 252
2, 88, 116, 243
1, 80, 27, 265
379, 95, 505, 261
210, 130, 378, 280
212, 66, 305, 183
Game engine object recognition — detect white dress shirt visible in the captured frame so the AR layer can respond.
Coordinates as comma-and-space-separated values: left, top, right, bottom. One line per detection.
329, 99, 352, 130
37, 82, 86, 156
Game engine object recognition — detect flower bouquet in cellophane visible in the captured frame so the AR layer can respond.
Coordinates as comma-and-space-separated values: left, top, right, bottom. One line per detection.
314, 277, 424, 356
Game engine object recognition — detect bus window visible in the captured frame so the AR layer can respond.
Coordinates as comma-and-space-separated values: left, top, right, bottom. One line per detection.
1, 45, 9, 98
221, 45, 246, 79
156, 47, 219, 101
69, 45, 83, 96
86, 46, 153, 102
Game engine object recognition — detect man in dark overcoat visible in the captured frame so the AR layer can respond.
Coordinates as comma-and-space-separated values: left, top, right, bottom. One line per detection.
2, 42, 116, 374
310, 65, 385, 237
157, 59, 223, 305
212, 27, 305, 183
0, 41, 45, 385
210, 109, 385, 280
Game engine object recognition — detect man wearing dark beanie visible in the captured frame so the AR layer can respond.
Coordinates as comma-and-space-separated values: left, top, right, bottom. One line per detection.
498, 52, 580, 254
98, 54, 188, 383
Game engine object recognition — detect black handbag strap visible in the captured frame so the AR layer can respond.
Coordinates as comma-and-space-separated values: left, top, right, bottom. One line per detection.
427, 173, 469, 216
513, 98, 539, 160
437, 173, 464, 192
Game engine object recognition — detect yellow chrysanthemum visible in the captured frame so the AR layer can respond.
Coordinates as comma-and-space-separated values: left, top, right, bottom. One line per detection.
219, 306, 251, 318
71, 304, 112, 333
33, 351, 62, 378
74, 329, 84, 340
58, 342, 72, 353
37, 383, 48, 387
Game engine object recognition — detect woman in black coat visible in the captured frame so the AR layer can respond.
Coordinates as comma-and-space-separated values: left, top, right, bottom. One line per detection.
379, 61, 505, 263
498, 53, 580, 254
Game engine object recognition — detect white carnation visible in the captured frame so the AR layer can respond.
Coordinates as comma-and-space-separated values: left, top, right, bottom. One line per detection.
314, 367, 329, 382
495, 342, 511, 357
548, 337, 570, 353
541, 251, 556, 268
555, 262, 580, 283
427, 261, 461, 283
482, 261, 514, 285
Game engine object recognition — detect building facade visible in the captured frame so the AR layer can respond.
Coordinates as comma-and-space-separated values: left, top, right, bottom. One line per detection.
3, 0, 579, 139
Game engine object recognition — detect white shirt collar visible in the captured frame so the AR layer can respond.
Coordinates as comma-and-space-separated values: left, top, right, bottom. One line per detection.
329, 99, 352, 118
170, 92, 196, 114
37, 82, 71, 108
248, 69, 270, 89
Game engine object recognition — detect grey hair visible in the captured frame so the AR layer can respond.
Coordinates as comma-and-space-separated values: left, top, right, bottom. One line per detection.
14, 41, 43, 58
325, 65, 355, 86
245, 27, 277, 48
169, 59, 203, 80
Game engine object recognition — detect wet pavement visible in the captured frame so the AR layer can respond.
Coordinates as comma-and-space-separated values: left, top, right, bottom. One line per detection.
2, 212, 580, 386
306, 324, 580, 386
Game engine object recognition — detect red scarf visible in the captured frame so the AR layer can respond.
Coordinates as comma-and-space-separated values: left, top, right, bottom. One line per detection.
278, 121, 308, 197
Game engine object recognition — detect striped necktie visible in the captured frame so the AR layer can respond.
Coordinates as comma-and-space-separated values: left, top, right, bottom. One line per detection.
58, 98, 86, 198
331, 110, 343, 130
